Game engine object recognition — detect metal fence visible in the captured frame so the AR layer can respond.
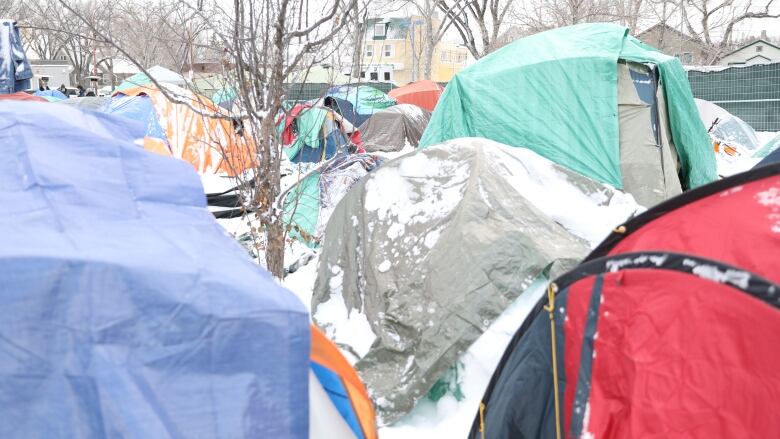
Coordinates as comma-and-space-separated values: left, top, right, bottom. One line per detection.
284, 82, 397, 102
687, 63, 780, 132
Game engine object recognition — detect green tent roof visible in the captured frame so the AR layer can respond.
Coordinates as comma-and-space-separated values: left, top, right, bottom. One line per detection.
420, 23, 717, 190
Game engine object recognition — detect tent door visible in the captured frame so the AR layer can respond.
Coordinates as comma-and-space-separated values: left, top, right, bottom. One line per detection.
617, 61, 681, 207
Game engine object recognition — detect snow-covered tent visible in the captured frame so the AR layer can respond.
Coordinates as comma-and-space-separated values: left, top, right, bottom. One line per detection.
282, 154, 384, 246
471, 162, 780, 438
311, 138, 640, 423
358, 104, 431, 152
695, 98, 760, 153
116, 65, 187, 91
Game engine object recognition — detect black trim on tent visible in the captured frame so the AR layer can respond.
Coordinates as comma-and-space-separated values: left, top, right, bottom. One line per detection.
469, 250, 780, 438
587, 162, 780, 261
557, 251, 780, 308
211, 208, 249, 219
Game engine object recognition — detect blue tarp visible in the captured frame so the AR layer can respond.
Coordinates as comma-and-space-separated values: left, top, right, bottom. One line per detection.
34, 89, 68, 100
104, 93, 168, 144
0, 102, 310, 438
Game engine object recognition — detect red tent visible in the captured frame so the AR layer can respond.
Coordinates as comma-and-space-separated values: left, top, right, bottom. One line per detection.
388, 80, 443, 112
0, 92, 47, 102
471, 163, 780, 439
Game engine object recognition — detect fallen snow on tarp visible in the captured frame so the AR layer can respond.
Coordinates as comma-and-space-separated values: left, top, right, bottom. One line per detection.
380, 276, 548, 438
311, 138, 642, 424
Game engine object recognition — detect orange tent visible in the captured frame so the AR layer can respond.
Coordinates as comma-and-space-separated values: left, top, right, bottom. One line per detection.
311, 325, 377, 439
117, 84, 256, 176
388, 80, 444, 112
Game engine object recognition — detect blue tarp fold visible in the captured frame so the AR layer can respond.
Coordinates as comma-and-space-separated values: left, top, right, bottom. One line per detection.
0, 102, 310, 438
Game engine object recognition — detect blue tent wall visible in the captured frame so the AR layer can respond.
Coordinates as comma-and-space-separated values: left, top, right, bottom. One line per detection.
0, 102, 310, 438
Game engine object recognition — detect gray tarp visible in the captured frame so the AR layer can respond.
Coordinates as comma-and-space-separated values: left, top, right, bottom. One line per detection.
311, 138, 640, 423
358, 104, 431, 152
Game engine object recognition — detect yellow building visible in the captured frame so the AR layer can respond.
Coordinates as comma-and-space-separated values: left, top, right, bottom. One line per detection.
357, 16, 470, 85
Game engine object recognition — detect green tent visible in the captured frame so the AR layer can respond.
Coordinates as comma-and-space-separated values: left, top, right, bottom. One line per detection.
754, 133, 780, 159
420, 23, 716, 204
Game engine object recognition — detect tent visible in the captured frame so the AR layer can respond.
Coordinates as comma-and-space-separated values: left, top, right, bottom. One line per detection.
470, 162, 780, 438
0, 101, 310, 438
116, 65, 187, 92
310, 326, 378, 439
754, 133, 780, 160
311, 138, 641, 423
756, 144, 780, 167
695, 98, 760, 155
325, 85, 396, 127
107, 83, 256, 175
282, 154, 383, 246
0, 20, 32, 94
0, 91, 47, 102
33, 89, 68, 101
421, 23, 717, 207
277, 104, 354, 163
387, 80, 444, 112
358, 104, 431, 152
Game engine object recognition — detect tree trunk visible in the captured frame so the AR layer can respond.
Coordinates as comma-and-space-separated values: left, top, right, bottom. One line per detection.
351, 3, 363, 78
423, 19, 435, 80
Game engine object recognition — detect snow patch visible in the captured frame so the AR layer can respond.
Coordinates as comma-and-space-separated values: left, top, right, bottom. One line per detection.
378, 260, 392, 273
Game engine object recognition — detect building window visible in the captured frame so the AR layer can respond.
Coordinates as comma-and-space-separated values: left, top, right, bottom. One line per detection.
384, 44, 393, 57
370, 72, 378, 81
383, 71, 391, 81
365, 44, 373, 57
757, 45, 763, 52
456, 53, 466, 63
360, 71, 366, 78
374, 23, 386, 38
440, 51, 452, 63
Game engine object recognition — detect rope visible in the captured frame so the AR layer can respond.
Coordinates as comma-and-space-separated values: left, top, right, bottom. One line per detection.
544, 282, 562, 439
479, 402, 486, 439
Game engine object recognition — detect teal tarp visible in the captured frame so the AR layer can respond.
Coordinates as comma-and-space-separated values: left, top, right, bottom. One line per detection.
420, 23, 717, 190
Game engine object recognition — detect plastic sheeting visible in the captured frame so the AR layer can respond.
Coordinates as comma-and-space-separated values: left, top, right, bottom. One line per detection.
420, 23, 717, 190
311, 138, 642, 423
116, 84, 257, 175
0, 101, 310, 438
358, 104, 431, 152
283, 154, 383, 247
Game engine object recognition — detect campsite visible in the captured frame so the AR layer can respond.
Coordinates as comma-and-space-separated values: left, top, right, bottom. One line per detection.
2, 2, 780, 438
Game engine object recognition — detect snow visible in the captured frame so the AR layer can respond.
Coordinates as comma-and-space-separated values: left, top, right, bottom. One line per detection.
313, 263, 377, 361
483, 142, 641, 246
380, 276, 548, 438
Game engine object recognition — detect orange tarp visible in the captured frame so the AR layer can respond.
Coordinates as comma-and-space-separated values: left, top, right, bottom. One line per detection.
388, 80, 444, 112
119, 84, 256, 176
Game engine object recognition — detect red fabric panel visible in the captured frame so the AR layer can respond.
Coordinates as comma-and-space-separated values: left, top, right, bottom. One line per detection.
0, 92, 48, 102
581, 269, 780, 438
562, 276, 596, 435
387, 80, 443, 112
608, 176, 780, 283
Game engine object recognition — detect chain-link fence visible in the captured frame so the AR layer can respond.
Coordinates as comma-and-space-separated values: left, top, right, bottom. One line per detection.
687, 63, 780, 132
284, 82, 397, 102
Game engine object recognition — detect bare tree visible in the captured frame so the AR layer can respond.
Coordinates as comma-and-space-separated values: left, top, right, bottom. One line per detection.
437, 0, 515, 58
405, 0, 458, 79
680, 0, 780, 60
